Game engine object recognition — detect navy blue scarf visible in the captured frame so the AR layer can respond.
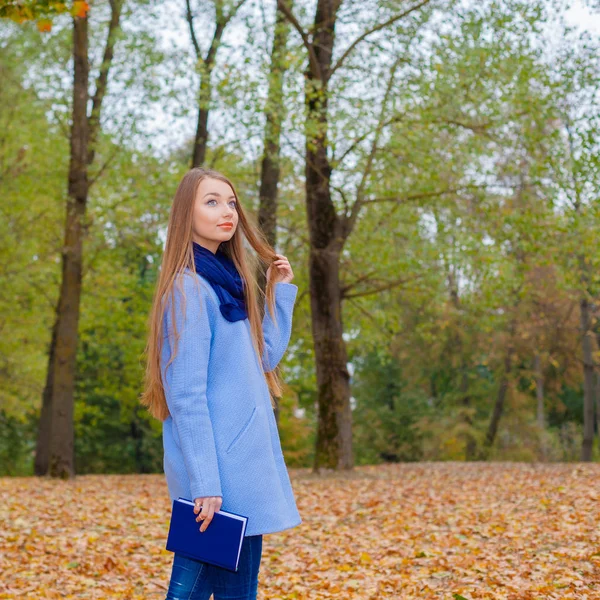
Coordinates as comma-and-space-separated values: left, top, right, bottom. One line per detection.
191, 241, 248, 322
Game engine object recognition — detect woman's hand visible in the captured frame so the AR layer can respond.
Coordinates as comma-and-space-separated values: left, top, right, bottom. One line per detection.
267, 253, 294, 284
194, 496, 223, 532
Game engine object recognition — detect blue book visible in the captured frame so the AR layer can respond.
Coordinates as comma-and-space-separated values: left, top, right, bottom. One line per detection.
165, 497, 248, 572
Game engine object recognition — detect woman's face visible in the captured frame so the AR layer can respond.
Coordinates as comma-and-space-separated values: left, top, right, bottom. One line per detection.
192, 177, 239, 254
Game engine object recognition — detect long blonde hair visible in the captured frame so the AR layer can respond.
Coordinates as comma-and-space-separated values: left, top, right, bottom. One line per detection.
140, 167, 286, 421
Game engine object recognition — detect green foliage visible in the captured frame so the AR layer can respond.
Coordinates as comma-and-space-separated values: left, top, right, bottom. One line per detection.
0, 47, 66, 416
0, 1, 85, 30
2, 0, 600, 478
0, 409, 37, 475
352, 350, 432, 464
276, 385, 314, 468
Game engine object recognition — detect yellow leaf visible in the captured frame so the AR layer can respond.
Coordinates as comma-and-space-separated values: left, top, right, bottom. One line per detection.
36, 19, 52, 32
72, 1, 90, 18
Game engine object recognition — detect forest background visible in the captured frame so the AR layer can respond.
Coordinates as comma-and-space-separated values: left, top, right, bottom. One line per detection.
2, 0, 600, 478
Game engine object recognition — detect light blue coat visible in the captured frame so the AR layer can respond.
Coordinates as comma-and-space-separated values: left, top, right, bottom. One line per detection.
160, 268, 302, 536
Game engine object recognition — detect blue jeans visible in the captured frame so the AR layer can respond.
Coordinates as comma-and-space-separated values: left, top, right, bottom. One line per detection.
165, 534, 263, 600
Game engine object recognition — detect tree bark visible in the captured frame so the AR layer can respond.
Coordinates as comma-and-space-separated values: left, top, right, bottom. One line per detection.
257, 2, 291, 250
257, 2, 293, 428
187, 1, 247, 168
484, 352, 512, 452
277, 0, 429, 469
277, 0, 416, 470
191, 69, 215, 168
484, 318, 517, 454
303, 1, 354, 470
310, 244, 353, 469
47, 13, 90, 478
34, 316, 58, 475
38, 1, 123, 478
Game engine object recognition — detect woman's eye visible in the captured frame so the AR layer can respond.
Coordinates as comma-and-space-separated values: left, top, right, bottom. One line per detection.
206, 199, 236, 208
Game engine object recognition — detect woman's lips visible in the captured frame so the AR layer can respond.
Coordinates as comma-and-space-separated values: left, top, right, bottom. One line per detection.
218, 224, 233, 229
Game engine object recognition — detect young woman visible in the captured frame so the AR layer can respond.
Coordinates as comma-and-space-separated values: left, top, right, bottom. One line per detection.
140, 167, 302, 599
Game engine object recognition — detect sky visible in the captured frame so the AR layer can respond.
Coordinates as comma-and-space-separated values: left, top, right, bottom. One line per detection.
565, 0, 600, 32
140, 0, 600, 160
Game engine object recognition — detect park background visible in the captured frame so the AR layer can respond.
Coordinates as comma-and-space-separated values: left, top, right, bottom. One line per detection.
2, 0, 600, 598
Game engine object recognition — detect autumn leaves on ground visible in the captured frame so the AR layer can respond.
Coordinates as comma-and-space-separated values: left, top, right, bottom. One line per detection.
2, 463, 600, 600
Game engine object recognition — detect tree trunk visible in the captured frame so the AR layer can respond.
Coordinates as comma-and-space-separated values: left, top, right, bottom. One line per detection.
191, 75, 211, 168
580, 295, 595, 461
484, 339, 514, 453
34, 316, 58, 475
186, 2, 237, 168
47, 13, 90, 478
277, 0, 426, 469
310, 245, 353, 469
257, 2, 291, 250
257, 2, 292, 428
38, 2, 123, 478
299, 0, 352, 471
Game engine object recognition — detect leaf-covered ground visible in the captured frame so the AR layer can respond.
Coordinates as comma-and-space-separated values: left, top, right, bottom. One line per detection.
1, 462, 600, 599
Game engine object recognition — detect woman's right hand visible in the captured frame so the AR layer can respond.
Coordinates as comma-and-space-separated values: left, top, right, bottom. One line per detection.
193, 496, 223, 532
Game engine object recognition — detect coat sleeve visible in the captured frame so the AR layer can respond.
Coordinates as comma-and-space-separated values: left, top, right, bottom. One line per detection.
163, 273, 222, 500
261, 282, 298, 373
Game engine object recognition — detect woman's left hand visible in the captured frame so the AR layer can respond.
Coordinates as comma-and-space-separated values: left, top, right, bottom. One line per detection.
267, 253, 294, 284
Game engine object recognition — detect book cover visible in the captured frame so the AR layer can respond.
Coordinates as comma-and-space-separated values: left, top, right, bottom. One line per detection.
165, 497, 248, 572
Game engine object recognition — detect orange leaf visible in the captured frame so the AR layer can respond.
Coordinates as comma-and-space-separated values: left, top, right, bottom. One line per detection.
36, 19, 53, 32
72, 1, 90, 18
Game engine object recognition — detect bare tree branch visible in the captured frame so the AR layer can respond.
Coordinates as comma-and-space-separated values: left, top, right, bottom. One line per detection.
276, 222, 311, 246
362, 185, 490, 204
88, 136, 124, 188
185, 0, 201, 57
334, 111, 406, 167
340, 268, 380, 295
277, 0, 322, 80
345, 296, 396, 336
342, 274, 420, 299
186, 0, 248, 63
431, 117, 495, 138
341, 54, 402, 238
329, 0, 431, 78
88, 0, 124, 165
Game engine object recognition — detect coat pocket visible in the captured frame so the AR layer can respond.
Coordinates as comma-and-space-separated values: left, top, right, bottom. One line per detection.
226, 406, 257, 454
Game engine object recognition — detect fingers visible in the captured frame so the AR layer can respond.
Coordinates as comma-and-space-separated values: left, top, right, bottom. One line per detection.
273, 255, 292, 271
199, 502, 210, 523
200, 505, 215, 533
193, 497, 205, 516
273, 253, 289, 264
193, 496, 222, 532
269, 254, 294, 283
